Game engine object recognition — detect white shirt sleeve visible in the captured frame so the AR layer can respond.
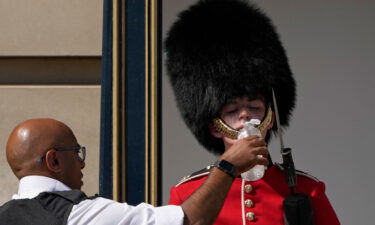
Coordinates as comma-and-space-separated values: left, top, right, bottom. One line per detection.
67, 197, 184, 225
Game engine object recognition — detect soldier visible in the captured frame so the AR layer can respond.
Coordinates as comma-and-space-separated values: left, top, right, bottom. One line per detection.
165, 0, 340, 224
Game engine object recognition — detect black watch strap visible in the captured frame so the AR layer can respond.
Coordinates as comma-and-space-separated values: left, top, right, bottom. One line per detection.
214, 159, 237, 178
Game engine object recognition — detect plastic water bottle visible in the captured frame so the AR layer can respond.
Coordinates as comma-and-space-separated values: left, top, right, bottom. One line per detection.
238, 119, 266, 181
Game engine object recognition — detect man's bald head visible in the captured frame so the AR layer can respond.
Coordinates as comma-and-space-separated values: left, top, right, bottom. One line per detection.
6, 118, 78, 179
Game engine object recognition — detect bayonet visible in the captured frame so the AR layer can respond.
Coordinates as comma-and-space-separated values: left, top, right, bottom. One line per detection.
272, 89, 297, 189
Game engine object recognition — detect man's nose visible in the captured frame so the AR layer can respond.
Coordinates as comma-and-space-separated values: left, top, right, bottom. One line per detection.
239, 108, 252, 121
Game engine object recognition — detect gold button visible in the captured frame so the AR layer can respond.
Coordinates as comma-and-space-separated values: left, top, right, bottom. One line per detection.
244, 199, 253, 208
246, 212, 255, 221
244, 184, 252, 193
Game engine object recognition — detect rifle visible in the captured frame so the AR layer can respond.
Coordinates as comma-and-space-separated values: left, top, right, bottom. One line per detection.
272, 89, 314, 225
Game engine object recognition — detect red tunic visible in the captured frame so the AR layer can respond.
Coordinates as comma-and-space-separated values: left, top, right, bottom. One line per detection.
168, 164, 340, 225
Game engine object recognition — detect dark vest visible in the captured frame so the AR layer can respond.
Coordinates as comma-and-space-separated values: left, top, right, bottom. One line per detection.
0, 190, 96, 225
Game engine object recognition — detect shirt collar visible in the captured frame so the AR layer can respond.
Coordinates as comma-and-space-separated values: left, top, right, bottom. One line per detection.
13, 175, 71, 200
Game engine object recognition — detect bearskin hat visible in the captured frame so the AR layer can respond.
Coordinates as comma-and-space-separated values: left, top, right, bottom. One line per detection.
165, 0, 296, 155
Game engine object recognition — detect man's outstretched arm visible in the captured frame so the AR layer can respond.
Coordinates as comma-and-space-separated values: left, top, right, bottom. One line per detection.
181, 136, 268, 225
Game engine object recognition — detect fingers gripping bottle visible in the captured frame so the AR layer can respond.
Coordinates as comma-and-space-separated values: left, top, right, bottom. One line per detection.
238, 119, 266, 181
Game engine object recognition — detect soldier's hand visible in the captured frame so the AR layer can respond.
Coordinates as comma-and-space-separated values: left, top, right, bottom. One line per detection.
220, 136, 268, 176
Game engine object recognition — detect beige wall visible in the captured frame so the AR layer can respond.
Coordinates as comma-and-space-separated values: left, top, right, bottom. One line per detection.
0, 0, 103, 56
0, 0, 102, 205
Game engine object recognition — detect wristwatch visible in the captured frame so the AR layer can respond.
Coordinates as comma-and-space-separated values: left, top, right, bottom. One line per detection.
214, 159, 237, 178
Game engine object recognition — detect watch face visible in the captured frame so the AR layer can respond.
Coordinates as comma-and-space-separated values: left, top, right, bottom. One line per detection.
216, 160, 236, 177
220, 160, 234, 171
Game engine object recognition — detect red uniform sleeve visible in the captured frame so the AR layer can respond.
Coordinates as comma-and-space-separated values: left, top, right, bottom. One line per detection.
310, 182, 340, 225
168, 186, 184, 205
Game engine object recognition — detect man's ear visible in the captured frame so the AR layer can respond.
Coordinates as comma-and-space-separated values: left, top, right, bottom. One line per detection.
209, 124, 224, 138
45, 150, 62, 173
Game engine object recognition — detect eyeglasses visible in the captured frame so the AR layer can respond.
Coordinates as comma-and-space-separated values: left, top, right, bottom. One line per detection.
36, 145, 86, 162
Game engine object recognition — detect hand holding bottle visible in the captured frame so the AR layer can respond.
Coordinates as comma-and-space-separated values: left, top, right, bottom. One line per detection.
238, 119, 267, 181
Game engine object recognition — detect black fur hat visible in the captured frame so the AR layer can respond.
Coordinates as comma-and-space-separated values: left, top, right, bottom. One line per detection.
165, 0, 296, 155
